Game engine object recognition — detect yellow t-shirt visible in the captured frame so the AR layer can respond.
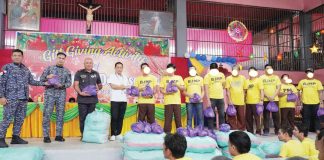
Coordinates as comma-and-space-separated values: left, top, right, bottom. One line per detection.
233, 153, 261, 160
244, 78, 264, 104
134, 75, 158, 104
160, 75, 184, 105
279, 139, 306, 158
176, 157, 192, 160
260, 74, 281, 101
279, 83, 298, 108
184, 76, 204, 103
225, 75, 246, 105
302, 138, 319, 160
203, 73, 225, 99
297, 79, 323, 104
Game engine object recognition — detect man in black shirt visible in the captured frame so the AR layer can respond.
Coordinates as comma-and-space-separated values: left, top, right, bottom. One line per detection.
73, 58, 102, 136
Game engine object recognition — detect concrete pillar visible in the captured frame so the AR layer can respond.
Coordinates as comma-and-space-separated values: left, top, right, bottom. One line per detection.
175, 0, 187, 57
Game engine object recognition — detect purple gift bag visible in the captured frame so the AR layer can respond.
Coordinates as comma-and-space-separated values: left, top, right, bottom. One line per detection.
143, 122, 152, 133
177, 127, 188, 136
131, 121, 144, 133
151, 122, 163, 134
82, 85, 97, 96
256, 104, 264, 116
166, 80, 178, 93
127, 86, 139, 96
266, 101, 279, 112
226, 105, 237, 116
141, 82, 154, 97
48, 75, 60, 86
317, 107, 324, 117
219, 123, 231, 132
204, 107, 215, 118
287, 93, 298, 102
190, 93, 201, 103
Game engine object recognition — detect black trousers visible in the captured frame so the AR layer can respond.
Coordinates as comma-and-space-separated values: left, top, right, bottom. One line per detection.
302, 104, 320, 132
78, 103, 96, 134
110, 101, 127, 136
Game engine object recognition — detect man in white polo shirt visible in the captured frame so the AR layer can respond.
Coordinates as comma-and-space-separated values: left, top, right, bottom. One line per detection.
108, 62, 130, 141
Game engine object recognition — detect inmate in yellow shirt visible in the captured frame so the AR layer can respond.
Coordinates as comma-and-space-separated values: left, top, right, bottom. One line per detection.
233, 153, 261, 160
279, 83, 298, 108
225, 75, 246, 105
203, 73, 225, 99
279, 139, 306, 158
184, 76, 204, 103
260, 74, 281, 101
134, 75, 158, 104
160, 75, 184, 105
244, 78, 264, 104
302, 137, 319, 160
297, 79, 323, 104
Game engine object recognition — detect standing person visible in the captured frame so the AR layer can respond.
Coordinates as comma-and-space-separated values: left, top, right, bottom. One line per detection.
293, 124, 319, 160
244, 67, 264, 135
204, 63, 226, 129
134, 63, 158, 124
0, 49, 47, 148
228, 131, 261, 160
40, 52, 72, 143
279, 74, 298, 129
260, 64, 281, 135
225, 65, 246, 130
160, 63, 184, 133
183, 67, 204, 127
73, 58, 102, 137
108, 62, 130, 141
297, 68, 323, 134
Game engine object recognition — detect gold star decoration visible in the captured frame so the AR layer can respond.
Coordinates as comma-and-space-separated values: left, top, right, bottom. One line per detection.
310, 44, 319, 53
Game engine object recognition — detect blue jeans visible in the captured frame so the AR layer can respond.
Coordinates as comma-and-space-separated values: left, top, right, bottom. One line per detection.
186, 103, 203, 128
206, 99, 225, 129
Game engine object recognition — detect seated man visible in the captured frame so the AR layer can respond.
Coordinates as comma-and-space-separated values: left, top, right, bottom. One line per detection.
293, 124, 319, 160
228, 131, 261, 160
316, 129, 324, 160
163, 133, 191, 160
278, 127, 306, 158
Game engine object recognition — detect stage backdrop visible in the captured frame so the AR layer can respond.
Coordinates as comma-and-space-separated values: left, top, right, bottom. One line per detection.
16, 32, 170, 103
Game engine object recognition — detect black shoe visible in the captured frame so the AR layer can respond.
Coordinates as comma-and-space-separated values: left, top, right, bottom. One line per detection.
55, 136, 65, 142
11, 135, 28, 144
0, 138, 8, 148
43, 137, 51, 143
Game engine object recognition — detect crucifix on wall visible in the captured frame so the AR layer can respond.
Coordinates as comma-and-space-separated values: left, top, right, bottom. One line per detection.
78, 0, 102, 34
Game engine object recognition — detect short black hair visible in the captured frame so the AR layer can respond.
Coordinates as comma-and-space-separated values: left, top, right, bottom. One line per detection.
229, 131, 251, 154
57, 52, 67, 57
115, 62, 123, 68
140, 63, 149, 69
12, 49, 23, 56
296, 123, 309, 137
286, 156, 307, 160
211, 156, 232, 160
166, 63, 176, 69
264, 64, 272, 69
317, 129, 324, 141
248, 67, 257, 72
210, 63, 218, 69
164, 133, 187, 159
281, 127, 294, 137
281, 74, 289, 80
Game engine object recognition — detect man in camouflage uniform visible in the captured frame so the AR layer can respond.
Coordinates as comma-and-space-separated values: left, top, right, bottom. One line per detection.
40, 52, 71, 143
0, 49, 47, 148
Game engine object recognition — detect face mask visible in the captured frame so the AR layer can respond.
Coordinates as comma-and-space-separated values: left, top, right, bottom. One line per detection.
307, 72, 314, 78
283, 76, 288, 81
249, 70, 258, 78
166, 68, 175, 74
189, 69, 197, 76
210, 69, 219, 76
285, 79, 292, 84
231, 69, 239, 76
143, 67, 151, 74
266, 68, 274, 75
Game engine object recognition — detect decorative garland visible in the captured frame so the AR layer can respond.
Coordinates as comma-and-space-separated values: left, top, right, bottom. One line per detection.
0, 103, 187, 122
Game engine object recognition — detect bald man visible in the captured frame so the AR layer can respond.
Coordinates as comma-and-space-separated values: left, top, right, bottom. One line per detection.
74, 58, 103, 137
